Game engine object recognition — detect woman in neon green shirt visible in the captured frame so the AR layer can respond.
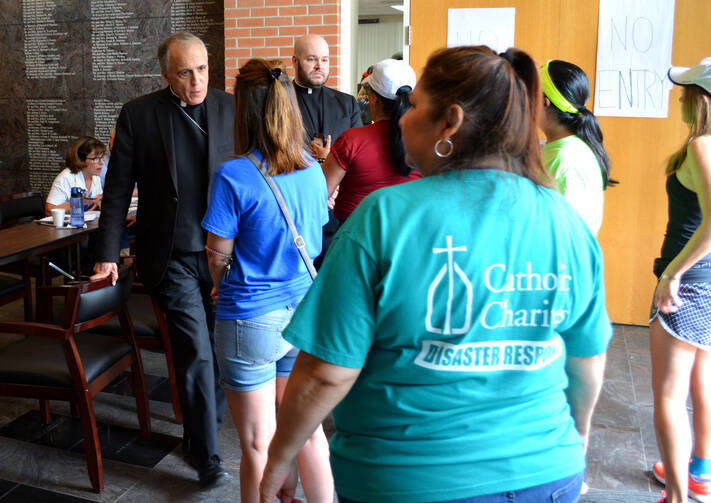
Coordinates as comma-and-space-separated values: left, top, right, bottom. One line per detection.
539, 60, 615, 235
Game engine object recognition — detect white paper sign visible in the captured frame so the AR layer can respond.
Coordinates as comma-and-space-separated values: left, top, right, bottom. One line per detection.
594, 0, 675, 118
447, 8, 515, 54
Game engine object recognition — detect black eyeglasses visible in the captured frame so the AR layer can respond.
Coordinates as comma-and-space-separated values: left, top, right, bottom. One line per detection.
86, 154, 106, 162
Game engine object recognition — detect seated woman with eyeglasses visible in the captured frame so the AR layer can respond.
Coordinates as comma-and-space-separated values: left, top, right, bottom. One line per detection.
45, 136, 106, 215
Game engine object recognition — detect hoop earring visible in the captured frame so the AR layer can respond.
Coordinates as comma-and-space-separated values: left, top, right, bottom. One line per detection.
434, 138, 454, 158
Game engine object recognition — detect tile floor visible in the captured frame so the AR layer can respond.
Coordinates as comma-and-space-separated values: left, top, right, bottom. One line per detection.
0, 298, 675, 502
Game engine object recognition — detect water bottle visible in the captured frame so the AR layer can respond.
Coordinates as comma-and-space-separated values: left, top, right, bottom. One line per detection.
70, 187, 84, 227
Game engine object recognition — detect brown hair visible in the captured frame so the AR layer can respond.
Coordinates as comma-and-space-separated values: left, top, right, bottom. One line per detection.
418, 46, 551, 187
233, 59, 308, 175
65, 136, 105, 174
667, 85, 711, 175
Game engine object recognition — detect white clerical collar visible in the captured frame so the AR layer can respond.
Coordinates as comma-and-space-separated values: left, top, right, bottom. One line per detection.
169, 85, 188, 107
294, 80, 319, 95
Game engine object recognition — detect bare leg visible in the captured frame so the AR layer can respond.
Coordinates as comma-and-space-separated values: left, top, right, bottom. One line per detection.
691, 348, 711, 461
226, 385, 276, 503
650, 319, 697, 503
276, 376, 334, 502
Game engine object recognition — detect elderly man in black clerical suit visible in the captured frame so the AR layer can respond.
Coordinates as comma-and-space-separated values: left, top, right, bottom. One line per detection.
92, 31, 233, 489
292, 34, 362, 265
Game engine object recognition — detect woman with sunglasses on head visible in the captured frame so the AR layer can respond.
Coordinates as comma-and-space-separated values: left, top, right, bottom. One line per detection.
539, 60, 615, 236
260, 46, 611, 503
46, 136, 106, 215
649, 58, 711, 503
201, 59, 333, 503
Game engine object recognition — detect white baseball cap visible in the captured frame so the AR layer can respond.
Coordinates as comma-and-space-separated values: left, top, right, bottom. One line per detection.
668, 57, 711, 95
363, 59, 416, 100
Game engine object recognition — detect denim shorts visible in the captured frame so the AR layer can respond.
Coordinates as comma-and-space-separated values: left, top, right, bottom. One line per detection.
338, 471, 583, 503
214, 302, 300, 392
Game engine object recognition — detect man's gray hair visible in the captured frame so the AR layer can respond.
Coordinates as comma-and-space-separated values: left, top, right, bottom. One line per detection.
157, 31, 208, 73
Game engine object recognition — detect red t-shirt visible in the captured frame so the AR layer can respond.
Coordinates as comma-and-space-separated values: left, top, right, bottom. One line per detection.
330, 120, 422, 221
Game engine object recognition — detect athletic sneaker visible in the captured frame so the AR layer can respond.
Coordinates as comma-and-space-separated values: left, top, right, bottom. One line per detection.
653, 461, 711, 502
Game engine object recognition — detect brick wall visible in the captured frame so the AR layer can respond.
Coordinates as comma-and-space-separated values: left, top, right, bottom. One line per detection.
224, 0, 341, 92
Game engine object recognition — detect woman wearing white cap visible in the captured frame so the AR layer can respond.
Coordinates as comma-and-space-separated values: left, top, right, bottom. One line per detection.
649, 57, 711, 503
321, 58, 422, 222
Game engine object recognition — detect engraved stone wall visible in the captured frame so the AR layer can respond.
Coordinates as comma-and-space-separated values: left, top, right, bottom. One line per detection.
0, 0, 224, 196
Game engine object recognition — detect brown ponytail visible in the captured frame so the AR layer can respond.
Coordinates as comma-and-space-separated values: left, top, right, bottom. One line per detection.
419, 46, 551, 187
233, 59, 308, 175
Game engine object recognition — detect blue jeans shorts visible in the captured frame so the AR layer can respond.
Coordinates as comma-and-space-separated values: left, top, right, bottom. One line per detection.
214, 302, 300, 392
338, 471, 583, 503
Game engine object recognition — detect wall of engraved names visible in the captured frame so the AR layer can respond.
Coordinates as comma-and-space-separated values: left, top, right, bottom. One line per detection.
0, 0, 224, 196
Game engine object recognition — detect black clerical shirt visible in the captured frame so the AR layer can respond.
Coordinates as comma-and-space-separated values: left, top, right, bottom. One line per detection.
168, 91, 208, 252
294, 82, 325, 142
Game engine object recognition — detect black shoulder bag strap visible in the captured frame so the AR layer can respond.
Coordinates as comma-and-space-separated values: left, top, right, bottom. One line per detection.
246, 153, 317, 280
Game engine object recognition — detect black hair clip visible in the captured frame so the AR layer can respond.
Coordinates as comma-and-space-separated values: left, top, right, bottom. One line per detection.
267, 68, 282, 81
499, 51, 514, 64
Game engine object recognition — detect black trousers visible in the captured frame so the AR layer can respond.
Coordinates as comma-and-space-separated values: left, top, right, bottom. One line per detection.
154, 251, 226, 467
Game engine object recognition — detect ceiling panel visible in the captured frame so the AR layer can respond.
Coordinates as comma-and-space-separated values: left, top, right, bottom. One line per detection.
359, 0, 404, 17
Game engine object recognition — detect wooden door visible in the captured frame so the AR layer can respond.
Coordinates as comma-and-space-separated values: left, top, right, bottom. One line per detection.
410, 0, 711, 324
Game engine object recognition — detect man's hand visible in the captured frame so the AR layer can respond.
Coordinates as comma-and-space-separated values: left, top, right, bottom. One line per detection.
309, 134, 331, 160
91, 262, 118, 285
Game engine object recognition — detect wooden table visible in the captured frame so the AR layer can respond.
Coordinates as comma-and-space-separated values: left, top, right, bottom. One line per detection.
0, 219, 98, 267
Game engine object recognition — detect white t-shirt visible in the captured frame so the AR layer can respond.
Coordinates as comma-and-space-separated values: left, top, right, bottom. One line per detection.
46, 168, 103, 205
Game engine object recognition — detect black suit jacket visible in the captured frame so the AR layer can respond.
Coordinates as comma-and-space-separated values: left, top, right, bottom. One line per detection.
96, 87, 235, 288
299, 85, 363, 144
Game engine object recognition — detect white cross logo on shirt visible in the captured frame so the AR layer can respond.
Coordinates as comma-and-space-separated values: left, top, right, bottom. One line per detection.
426, 235, 473, 335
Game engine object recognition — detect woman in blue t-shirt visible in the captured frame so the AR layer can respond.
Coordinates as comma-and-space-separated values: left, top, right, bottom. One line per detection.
260, 46, 611, 503
201, 59, 332, 503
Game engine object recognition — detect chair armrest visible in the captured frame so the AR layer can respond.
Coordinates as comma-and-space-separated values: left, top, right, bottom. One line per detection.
0, 321, 68, 339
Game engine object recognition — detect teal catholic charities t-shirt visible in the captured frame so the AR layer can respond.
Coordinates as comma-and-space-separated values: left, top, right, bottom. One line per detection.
284, 169, 612, 502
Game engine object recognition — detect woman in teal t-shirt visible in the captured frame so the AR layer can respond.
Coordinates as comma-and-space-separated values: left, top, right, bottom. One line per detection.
260, 46, 611, 503
539, 60, 615, 235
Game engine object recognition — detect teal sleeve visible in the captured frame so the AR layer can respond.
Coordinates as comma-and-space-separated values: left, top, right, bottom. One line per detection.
558, 239, 613, 357
283, 225, 378, 369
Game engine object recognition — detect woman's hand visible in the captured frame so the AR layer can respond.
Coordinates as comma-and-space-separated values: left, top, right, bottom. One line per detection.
260, 458, 302, 503
327, 186, 339, 210
210, 286, 219, 305
654, 276, 683, 313
85, 194, 102, 210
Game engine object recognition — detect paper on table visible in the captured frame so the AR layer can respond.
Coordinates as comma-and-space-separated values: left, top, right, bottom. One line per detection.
37, 211, 100, 224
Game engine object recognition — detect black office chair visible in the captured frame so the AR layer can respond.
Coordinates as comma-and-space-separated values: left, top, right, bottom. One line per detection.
0, 191, 45, 228
87, 280, 183, 424
0, 192, 45, 319
0, 268, 151, 492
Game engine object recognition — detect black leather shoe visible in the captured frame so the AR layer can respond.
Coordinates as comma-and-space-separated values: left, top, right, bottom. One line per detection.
198, 462, 232, 489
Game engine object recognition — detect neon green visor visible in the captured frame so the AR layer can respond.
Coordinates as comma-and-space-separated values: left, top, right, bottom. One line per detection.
539, 60, 580, 114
